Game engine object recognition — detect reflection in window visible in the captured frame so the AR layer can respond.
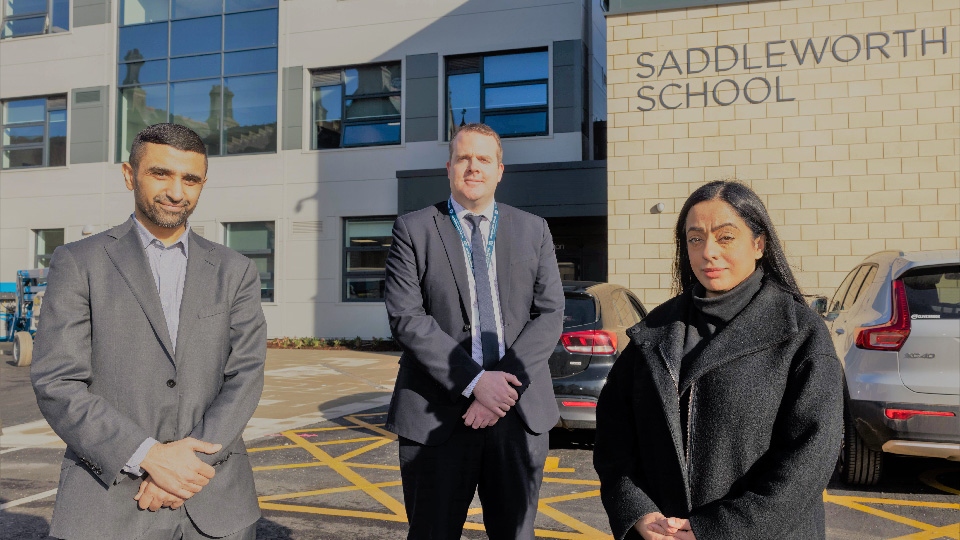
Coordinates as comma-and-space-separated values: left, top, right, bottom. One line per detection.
343, 218, 394, 301
1, 0, 69, 38
117, 0, 279, 160
445, 49, 549, 140
1, 95, 67, 169
311, 63, 401, 149
224, 221, 275, 302
34, 229, 64, 268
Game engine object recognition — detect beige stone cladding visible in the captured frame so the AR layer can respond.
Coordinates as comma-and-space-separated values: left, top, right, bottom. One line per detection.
608, 0, 960, 308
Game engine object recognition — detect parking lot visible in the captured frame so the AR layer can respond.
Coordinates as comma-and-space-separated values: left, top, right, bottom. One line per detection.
2, 347, 959, 539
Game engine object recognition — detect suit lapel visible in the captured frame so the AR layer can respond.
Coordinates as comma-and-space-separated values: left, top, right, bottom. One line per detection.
103, 219, 175, 360
494, 205, 512, 308
174, 232, 220, 366
434, 205, 472, 320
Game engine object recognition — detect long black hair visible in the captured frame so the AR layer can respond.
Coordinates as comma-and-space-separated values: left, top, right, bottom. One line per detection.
672, 180, 804, 302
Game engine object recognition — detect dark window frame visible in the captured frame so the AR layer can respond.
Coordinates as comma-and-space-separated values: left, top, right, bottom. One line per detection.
310, 63, 403, 150
223, 220, 276, 303
444, 48, 550, 141
342, 216, 395, 303
116, 0, 279, 161
1, 95, 67, 169
33, 228, 64, 268
1, 0, 69, 39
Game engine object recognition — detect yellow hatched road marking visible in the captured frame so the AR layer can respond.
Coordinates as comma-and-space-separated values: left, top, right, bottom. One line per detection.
825, 492, 960, 510
282, 430, 407, 519
543, 477, 601, 486
249, 436, 384, 453
886, 523, 960, 540
260, 502, 408, 522
256, 415, 611, 537
545, 456, 575, 473
824, 494, 943, 533
259, 480, 403, 503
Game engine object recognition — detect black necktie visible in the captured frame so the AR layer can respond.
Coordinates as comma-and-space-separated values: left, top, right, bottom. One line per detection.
465, 214, 499, 369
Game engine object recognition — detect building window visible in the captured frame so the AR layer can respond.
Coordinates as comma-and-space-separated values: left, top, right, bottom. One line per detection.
445, 49, 549, 141
343, 218, 394, 302
117, 0, 279, 161
311, 63, 402, 149
34, 228, 64, 268
224, 221, 275, 302
1, 0, 69, 38
2, 95, 67, 169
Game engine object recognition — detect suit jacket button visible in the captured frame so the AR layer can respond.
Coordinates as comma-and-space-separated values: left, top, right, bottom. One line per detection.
166, 379, 177, 388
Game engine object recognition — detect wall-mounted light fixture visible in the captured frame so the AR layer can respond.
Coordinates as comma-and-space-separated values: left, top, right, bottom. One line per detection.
82, 225, 96, 236
651, 202, 665, 214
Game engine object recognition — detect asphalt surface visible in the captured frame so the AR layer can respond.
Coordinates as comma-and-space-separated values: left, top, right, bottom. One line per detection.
2, 343, 959, 539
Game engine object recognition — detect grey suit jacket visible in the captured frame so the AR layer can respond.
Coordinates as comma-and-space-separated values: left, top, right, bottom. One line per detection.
31, 218, 266, 540
384, 202, 563, 445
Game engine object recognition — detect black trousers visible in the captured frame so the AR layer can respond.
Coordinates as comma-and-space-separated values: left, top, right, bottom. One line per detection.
398, 408, 549, 540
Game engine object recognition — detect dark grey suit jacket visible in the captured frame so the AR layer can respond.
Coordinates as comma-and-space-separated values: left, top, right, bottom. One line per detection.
384, 202, 563, 445
31, 218, 266, 540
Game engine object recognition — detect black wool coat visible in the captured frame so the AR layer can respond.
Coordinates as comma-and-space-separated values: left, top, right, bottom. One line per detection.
593, 279, 843, 540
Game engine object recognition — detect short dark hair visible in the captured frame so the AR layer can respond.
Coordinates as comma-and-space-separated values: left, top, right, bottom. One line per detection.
449, 123, 503, 163
673, 180, 804, 302
128, 123, 208, 172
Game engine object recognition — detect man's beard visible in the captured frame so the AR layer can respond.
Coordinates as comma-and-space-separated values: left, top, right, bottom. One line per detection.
133, 181, 195, 229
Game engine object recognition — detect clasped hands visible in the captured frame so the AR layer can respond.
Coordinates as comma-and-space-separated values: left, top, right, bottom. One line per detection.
635, 513, 696, 540
462, 371, 522, 429
134, 438, 222, 512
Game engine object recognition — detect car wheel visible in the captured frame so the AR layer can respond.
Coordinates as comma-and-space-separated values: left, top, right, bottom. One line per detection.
838, 405, 883, 486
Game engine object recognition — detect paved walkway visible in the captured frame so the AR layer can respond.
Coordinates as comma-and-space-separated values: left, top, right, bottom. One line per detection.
0, 348, 401, 451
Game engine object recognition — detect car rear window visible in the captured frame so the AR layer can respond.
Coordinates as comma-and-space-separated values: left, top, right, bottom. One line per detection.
901, 265, 960, 320
563, 294, 598, 328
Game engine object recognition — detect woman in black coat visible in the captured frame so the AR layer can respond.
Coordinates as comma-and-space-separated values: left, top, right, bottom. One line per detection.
594, 181, 843, 540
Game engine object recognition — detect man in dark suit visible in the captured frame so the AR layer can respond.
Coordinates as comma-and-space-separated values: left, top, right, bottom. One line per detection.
31, 123, 265, 540
384, 123, 564, 539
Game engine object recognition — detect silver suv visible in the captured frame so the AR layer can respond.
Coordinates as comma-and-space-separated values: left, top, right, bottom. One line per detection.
816, 250, 960, 485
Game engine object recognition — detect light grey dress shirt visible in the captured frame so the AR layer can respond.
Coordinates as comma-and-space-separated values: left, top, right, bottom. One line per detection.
449, 196, 506, 397
123, 216, 190, 475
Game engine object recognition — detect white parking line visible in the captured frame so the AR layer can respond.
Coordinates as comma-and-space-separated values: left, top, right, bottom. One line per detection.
0, 488, 58, 510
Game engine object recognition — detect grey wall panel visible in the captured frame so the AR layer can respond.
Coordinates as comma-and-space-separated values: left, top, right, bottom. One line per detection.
282, 66, 303, 150
405, 78, 438, 118
70, 86, 108, 164
406, 54, 438, 80
397, 161, 607, 217
553, 40, 585, 135
405, 53, 438, 143
73, 0, 110, 27
405, 118, 438, 144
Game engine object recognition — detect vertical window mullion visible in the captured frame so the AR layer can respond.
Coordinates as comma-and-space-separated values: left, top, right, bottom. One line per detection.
43, 102, 50, 167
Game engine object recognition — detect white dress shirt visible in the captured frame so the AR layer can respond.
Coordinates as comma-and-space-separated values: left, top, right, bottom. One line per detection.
449, 196, 507, 397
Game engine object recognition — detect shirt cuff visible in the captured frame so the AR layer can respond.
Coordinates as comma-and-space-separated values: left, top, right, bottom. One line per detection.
462, 370, 485, 398
122, 437, 158, 476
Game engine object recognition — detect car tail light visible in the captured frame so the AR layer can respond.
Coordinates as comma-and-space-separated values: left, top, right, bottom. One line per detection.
561, 400, 597, 408
561, 330, 617, 355
855, 280, 911, 351
884, 409, 956, 420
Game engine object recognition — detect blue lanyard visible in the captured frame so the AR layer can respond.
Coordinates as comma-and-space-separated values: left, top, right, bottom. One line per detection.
448, 199, 499, 267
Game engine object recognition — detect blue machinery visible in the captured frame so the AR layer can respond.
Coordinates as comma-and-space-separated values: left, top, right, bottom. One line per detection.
0, 268, 47, 366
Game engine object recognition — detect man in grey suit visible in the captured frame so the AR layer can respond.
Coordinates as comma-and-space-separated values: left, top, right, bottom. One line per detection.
384, 123, 564, 539
31, 123, 266, 540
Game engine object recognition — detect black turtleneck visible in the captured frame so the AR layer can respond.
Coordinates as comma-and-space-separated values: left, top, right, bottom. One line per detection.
679, 267, 765, 451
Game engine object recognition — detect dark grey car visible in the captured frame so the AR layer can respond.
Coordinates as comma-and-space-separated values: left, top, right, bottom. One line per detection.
549, 281, 647, 430
817, 250, 960, 485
